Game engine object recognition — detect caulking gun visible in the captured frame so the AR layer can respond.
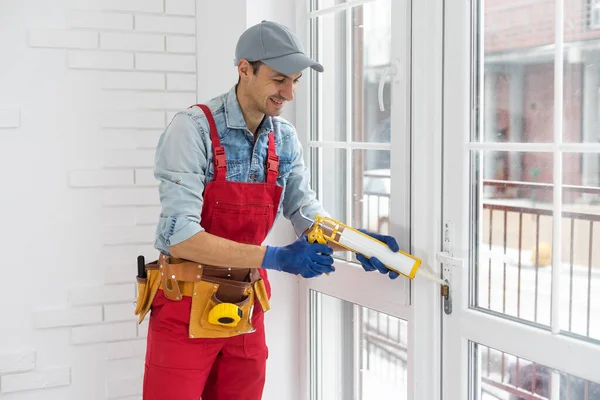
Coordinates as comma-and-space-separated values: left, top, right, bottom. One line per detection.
299, 204, 446, 286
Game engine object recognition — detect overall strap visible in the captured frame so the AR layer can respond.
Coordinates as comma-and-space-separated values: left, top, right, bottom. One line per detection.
266, 132, 279, 184
193, 104, 227, 182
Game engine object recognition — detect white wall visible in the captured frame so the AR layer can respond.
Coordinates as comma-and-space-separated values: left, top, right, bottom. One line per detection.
0, 0, 300, 398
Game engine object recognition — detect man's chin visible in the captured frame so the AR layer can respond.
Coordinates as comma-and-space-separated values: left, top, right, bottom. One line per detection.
265, 107, 284, 117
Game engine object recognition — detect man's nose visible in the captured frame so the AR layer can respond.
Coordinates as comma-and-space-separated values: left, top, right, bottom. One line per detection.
280, 82, 295, 101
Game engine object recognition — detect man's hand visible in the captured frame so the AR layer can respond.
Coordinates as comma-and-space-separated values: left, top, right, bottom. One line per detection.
355, 229, 400, 280
261, 235, 335, 278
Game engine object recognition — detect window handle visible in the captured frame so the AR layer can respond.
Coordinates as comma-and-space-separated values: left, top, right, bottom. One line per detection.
377, 59, 401, 112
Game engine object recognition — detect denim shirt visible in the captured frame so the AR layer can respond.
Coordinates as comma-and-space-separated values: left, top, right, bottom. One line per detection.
153, 85, 329, 255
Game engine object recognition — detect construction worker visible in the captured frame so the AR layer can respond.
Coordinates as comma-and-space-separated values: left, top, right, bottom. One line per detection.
139, 20, 401, 400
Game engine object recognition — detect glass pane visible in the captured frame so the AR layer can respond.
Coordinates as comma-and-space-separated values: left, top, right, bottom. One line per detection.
313, 12, 347, 142
563, 0, 600, 143
311, 291, 408, 400
475, 151, 554, 325
480, 1, 557, 143
317, 147, 349, 261
472, 342, 600, 399
352, 150, 391, 234
482, 0, 600, 144
351, 0, 391, 143
560, 153, 600, 340
311, 0, 345, 12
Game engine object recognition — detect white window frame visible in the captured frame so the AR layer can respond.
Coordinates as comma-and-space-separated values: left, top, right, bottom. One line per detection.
590, 0, 600, 29
294, 0, 444, 399
442, 0, 600, 399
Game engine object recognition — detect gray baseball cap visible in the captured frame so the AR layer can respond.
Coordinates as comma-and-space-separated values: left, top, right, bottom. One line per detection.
234, 20, 324, 75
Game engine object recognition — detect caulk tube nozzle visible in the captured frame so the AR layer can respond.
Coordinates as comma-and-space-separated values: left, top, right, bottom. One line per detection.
415, 267, 447, 286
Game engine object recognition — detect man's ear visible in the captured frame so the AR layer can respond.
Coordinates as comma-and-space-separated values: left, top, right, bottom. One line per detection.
238, 59, 251, 82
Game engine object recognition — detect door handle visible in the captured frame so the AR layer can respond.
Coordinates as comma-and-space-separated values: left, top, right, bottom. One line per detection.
377, 59, 401, 112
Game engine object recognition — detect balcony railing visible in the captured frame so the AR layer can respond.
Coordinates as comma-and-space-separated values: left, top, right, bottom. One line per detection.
479, 180, 600, 399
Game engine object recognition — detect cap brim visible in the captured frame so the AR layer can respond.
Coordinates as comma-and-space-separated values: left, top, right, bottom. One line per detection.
262, 53, 324, 75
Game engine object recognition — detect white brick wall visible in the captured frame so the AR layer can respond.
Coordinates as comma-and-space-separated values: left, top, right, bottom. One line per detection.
166, 36, 196, 53
68, 10, 134, 30
103, 207, 138, 226
72, 322, 137, 344
104, 303, 137, 322
69, 170, 134, 187
135, 53, 196, 72
102, 226, 156, 245
136, 206, 161, 224
70, 284, 135, 306
102, 245, 156, 265
137, 320, 149, 338
105, 340, 146, 360
29, 30, 98, 49
165, 0, 196, 16
106, 358, 143, 381
0, 1, 308, 400
0, 109, 21, 128
105, 264, 135, 283
0, 351, 35, 374
72, 0, 164, 13
102, 91, 196, 111
33, 306, 103, 329
135, 15, 196, 34
68, 50, 134, 70
101, 32, 165, 52
1, 367, 71, 394
101, 72, 165, 90
103, 149, 155, 168
102, 131, 163, 154
167, 73, 196, 91
101, 111, 165, 129
102, 188, 160, 206
106, 376, 143, 398
134, 169, 159, 186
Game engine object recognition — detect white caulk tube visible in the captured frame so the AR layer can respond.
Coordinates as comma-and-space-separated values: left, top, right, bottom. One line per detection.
338, 228, 447, 285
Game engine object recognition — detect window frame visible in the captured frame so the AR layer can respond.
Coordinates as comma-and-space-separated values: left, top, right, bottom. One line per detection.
590, 0, 600, 29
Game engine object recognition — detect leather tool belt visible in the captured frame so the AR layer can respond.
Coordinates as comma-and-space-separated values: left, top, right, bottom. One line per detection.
134, 254, 271, 339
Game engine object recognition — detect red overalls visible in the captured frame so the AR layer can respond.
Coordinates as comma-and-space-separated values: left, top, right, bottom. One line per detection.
143, 104, 283, 400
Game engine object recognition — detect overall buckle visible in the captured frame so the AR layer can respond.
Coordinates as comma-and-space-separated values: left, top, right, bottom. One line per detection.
214, 147, 227, 173
266, 154, 279, 174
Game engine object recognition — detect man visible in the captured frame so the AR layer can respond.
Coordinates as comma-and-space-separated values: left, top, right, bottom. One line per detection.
142, 20, 400, 399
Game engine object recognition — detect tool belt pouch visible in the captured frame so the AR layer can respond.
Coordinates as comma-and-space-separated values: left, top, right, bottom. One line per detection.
134, 261, 161, 324
189, 269, 271, 339
159, 256, 203, 301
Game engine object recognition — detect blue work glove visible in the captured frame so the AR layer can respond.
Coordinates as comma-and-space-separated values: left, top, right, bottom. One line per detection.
261, 235, 335, 278
355, 229, 400, 280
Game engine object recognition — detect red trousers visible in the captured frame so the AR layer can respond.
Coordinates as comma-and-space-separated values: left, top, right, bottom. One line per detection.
143, 290, 268, 400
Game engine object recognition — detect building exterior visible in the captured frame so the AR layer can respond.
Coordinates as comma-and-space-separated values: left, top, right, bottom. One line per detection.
484, 0, 600, 202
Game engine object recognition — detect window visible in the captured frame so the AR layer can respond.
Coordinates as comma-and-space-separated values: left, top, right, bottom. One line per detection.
442, 0, 600, 397
298, 0, 416, 399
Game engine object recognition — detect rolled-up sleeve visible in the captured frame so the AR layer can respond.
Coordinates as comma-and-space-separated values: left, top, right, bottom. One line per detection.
154, 112, 207, 252
282, 135, 330, 236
